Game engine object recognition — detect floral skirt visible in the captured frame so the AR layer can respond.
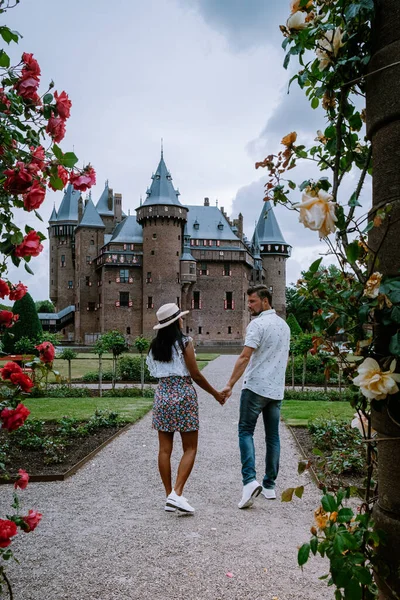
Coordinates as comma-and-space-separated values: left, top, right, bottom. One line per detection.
152, 376, 199, 432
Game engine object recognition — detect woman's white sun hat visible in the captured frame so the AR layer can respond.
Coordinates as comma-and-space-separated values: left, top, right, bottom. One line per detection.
153, 303, 189, 330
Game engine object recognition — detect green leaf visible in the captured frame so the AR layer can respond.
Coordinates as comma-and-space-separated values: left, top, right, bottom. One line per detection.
49, 175, 65, 191
344, 578, 362, 600
0, 49, 10, 68
298, 543, 310, 566
24, 262, 34, 276
337, 507, 354, 523
61, 152, 78, 168
43, 93, 53, 104
288, 180, 296, 191
309, 257, 323, 274
310, 535, 318, 556
358, 303, 370, 324
389, 332, 400, 356
345, 241, 360, 264
52, 144, 64, 160
390, 306, 400, 324
0, 26, 20, 44
298, 460, 309, 475
283, 52, 291, 70
333, 532, 346, 554
295, 485, 304, 499
362, 221, 374, 234
348, 192, 361, 207
321, 494, 337, 513
281, 487, 295, 502
311, 97, 319, 109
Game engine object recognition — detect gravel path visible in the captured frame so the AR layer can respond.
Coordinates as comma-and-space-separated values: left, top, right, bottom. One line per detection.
0, 355, 333, 600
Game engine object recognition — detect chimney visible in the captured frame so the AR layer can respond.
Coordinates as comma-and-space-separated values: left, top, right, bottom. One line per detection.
78, 196, 83, 223
107, 187, 113, 211
204, 197, 209, 206
114, 192, 122, 223
237, 212, 243, 239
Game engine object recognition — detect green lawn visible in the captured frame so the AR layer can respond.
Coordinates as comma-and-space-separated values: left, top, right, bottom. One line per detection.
281, 400, 355, 427
24, 396, 153, 423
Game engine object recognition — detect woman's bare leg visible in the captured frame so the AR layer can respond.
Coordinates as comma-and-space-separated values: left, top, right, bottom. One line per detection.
158, 431, 174, 496
174, 431, 198, 495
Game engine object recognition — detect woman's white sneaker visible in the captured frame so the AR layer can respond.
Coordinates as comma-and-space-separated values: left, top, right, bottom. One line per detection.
166, 490, 195, 513
261, 487, 276, 500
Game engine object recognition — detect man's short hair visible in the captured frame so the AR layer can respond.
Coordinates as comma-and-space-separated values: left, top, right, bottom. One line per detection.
247, 285, 272, 305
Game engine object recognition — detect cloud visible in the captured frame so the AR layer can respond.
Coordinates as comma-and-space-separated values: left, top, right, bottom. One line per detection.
183, 0, 288, 51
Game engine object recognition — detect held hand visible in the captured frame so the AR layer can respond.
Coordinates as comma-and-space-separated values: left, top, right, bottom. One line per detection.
214, 390, 227, 405
221, 385, 232, 400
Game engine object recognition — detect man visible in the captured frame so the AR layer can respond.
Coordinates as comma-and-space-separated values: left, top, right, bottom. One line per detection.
222, 285, 290, 509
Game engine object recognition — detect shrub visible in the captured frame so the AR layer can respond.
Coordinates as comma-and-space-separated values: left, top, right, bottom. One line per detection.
102, 387, 154, 398
117, 355, 157, 382
2, 292, 43, 353
308, 418, 362, 452
30, 385, 89, 398
82, 370, 114, 382
284, 389, 353, 402
285, 354, 339, 385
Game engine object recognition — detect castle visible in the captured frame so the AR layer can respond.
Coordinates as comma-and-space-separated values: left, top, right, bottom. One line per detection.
46, 153, 291, 345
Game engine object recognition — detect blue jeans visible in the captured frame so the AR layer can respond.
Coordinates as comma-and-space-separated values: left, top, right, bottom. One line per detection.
238, 388, 282, 488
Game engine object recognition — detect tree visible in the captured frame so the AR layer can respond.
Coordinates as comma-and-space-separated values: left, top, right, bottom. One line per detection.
99, 331, 129, 390
35, 300, 55, 313
286, 286, 314, 332
286, 313, 303, 389
93, 338, 105, 397
134, 336, 150, 394
3, 292, 42, 353
57, 348, 77, 388
293, 333, 313, 392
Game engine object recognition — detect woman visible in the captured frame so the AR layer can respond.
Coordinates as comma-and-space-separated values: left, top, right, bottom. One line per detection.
147, 303, 225, 514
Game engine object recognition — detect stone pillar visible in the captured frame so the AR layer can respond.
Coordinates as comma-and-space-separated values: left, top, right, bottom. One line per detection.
366, 2, 400, 597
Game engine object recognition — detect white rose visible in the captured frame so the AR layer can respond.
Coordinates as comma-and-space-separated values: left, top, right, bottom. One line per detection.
316, 27, 345, 70
287, 11, 307, 30
363, 272, 382, 299
353, 358, 400, 401
293, 188, 337, 238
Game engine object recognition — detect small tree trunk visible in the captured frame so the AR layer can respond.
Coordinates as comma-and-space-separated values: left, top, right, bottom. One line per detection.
112, 355, 116, 391
291, 354, 295, 390
99, 355, 103, 397
140, 353, 145, 394
302, 353, 306, 392
338, 365, 342, 396
68, 360, 72, 389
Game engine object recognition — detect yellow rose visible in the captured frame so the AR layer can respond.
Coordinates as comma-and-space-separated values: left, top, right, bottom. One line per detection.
363, 272, 382, 299
281, 131, 297, 146
314, 506, 328, 530
290, 0, 313, 13
353, 358, 400, 401
287, 10, 307, 30
293, 187, 337, 238
316, 27, 345, 70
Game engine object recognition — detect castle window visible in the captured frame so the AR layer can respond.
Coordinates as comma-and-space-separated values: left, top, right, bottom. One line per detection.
151, 250, 155, 255
189, 264, 195, 275
120, 292, 129, 307
203, 240, 207, 246
269, 286, 273, 293
186, 326, 189, 334
196, 240, 200, 246
147, 296, 153, 309
88, 302, 95, 311
178, 235, 180, 240
278, 270, 281, 275
223, 263, 231, 276
199, 263, 208, 276
177, 297, 180, 307
146, 272, 152, 283
123, 244, 127, 250
152, 233, 157, 239
85, 276, 90, 286
177, 272, 180, 283
190, 240, 194, 246
130, 244, 134, 250
224, 291, 234, 310
216, 240, 220, 247
192, 291, 201, 310
228, 326, 232, 334
68, 281, 73, 289
126, 327, 131, 335
86, 256, 91, 264
90, 240, 94, 245
176, 251, 179, 256
208, 240, 213, 246
60, 255, 65, 268
198, 327, 202, 334
120, 269, 129, 283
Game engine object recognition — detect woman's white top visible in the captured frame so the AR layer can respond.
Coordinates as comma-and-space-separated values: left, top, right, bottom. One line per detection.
146, 338, 191, 378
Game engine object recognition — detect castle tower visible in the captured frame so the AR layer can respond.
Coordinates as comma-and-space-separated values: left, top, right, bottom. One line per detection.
136, 153, 188, 334
74, 197, 105, 343
252, 201, 291, 317
48, 184, 80, 311
95, 181, 123, 234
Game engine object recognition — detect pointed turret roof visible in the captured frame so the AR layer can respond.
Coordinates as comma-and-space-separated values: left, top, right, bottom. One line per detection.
96, 181, 114, 216
142, 154, 183, 207
109, 215, 143, 244
56, 184, 80, 222
76, 198, 105, 229
253, 222, 261, 260
253, 201, 288, 246
49, 205, 58, 223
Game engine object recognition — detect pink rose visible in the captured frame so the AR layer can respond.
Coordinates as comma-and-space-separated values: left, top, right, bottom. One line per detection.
14, 469, 29, 490
3, 162, 33, 193
46, 116, 66, 143
48, 165, 69, 191
9, 282, 28, 301
36, 341, 55, 363
22, 510, 42, 532
1, 403, 31, 432
21, 53, 41, 79
10, 372, 34, 393
0, 520, 17, 548
0, 279, 10, 299
23, 180, 46, 212
70, 165, 96, 192
29, 145, 46, 171
0, 310, 18, 329
14, 231, 43, 258
0, 361, 22, 380
15, 76, 40, 101
0, 88, 11, 111
54, 90, 71, 120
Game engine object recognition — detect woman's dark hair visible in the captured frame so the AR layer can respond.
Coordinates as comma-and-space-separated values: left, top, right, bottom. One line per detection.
149, 320, 185, 362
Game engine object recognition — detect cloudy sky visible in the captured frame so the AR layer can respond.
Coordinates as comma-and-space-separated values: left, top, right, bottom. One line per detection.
3, 0, 369, 303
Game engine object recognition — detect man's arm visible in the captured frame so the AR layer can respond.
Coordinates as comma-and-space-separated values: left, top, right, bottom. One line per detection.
221, 346, 254, 397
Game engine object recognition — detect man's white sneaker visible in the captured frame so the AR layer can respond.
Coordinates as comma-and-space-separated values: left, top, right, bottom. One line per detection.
238, 480, 262, 509
166, 490, 195, 514
261, 487, 276, 500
